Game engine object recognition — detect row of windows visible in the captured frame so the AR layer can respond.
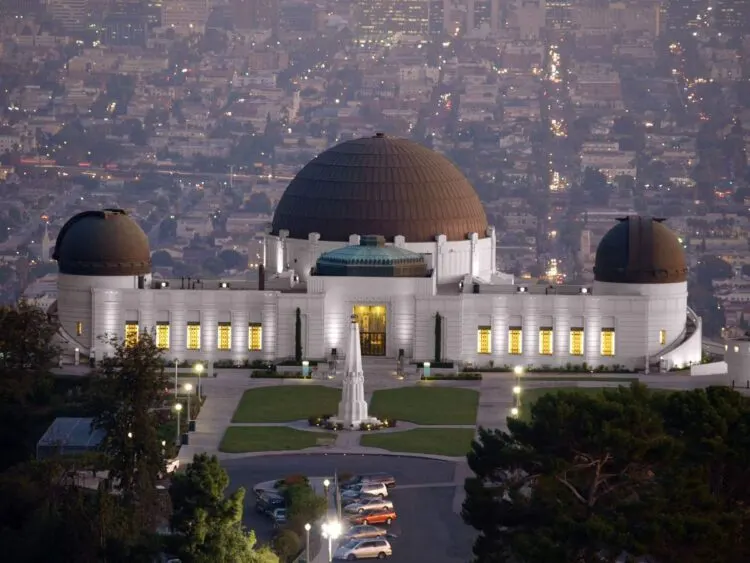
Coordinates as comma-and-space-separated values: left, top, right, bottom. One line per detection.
125, 322, 263, 351
477, 327, 619, 357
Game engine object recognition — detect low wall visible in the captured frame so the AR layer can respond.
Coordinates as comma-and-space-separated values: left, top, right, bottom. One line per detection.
690, 361, 727, 377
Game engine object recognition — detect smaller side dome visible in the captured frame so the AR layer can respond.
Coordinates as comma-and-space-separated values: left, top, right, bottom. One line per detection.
594, 216, 687, 284
54, 209, 152, 276
315, 235, 428, 277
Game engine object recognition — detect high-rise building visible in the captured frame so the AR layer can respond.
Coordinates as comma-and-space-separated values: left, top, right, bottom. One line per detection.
47, 0, 91, 32
279, 0, 315, 33
162, 0, 210, 34
712, 0, 750, 34
546, 0, 573, 30
356, 0, 431, 39
663, 0, 707, 33
467, 0, 499, 32
230, 0, 278, 31
103, 12, 148, 45
428, 0, 447, 36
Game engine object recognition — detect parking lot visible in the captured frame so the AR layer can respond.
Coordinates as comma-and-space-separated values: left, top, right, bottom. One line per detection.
223, 454, 474, 562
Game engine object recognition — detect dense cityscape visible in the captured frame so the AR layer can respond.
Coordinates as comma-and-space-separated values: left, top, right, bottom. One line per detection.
0, 0, 750, 561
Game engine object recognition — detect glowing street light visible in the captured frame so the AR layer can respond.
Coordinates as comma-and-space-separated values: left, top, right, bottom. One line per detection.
174, 403, 183, 445
511, 407, 519, 417
194, 362, 204, 397
184, 382, 193, 428
304, 523, 311, 561
321, 520, 342, 562
513, 386, 521, 395
323, 478, 331, 496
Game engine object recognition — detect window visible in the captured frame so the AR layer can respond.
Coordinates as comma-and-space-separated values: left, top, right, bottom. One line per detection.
659, 329, 667, 346
156, 322, 170, 350
75, 321, 83, 336
539, 327, 553, 355
508, 326, 523, 355
600, 328, 615, 356
217, 322, 231, 351
569, 327, 584, 356
477, 326, 491, 354
248, 323, 262, 351
187, 322, 201, 350
124, 322, 139, 348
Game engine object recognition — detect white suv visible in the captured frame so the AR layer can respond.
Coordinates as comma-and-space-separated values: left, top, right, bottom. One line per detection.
341, 482, 389, 500
334, 538, 392, 560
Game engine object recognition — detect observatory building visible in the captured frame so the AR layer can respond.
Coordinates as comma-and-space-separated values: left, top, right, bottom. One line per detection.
52, 135, 702, 371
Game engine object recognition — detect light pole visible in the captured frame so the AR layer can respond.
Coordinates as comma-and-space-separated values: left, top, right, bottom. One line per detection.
174, 403, 183, 445
174, 358, 179, 396
194, 362, 204, 397
513, 384, 522, 410
321, 520, 342, 562
304, 523, 311, 562
184, 382, 193, 428
323, 478, 330, 498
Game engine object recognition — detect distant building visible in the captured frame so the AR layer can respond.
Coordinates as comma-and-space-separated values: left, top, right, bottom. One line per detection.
356, 0, 432, 39
712, 0, 750, 34
663, 0, 707, 33
46, 0, 90, 32
230, 0, 278, 30
162, 0, 210, 34
103, 10, 149, 46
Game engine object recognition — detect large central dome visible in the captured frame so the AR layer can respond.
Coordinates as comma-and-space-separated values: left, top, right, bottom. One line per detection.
271, 134, 489, 242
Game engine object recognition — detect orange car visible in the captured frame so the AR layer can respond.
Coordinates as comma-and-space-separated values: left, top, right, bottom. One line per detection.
348, 507, 397, 526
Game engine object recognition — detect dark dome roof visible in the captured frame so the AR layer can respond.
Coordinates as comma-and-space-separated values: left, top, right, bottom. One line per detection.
594, 216, 687, 284
271, 134, 489, 242
53, 209, 151, 276
316, 235, 428, 277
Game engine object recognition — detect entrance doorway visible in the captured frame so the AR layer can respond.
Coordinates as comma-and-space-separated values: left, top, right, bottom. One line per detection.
353, 305, 386, 356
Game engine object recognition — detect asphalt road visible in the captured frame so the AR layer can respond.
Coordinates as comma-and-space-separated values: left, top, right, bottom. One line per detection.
223, 454, 474, 563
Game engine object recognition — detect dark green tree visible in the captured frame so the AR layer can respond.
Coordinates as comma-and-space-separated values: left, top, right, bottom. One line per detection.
218, 249, 247, 271
151, 250, 174, 267
169, 453, 278, 563
90, 332, 169, 539
434, 312, 442, 363
294, 308, 302, 363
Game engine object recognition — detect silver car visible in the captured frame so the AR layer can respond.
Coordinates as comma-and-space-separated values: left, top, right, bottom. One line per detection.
344, 497, 394, 514
341, 525, 388, 542
334, 538, 392, 560
340, 482, 389, 500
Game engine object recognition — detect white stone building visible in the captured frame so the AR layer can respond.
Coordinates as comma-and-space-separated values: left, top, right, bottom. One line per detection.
52, 135, 702, 371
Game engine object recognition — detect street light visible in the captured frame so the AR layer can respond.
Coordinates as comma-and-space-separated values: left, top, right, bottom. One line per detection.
321, 520, 342, 562
323, 478, 330, 497
511, 407, 519, 417
194, 362, 204, 397
304, 523, 311, 562
174, 358, 179, 396
184, 382, 193, 428
174, 403, 183, 445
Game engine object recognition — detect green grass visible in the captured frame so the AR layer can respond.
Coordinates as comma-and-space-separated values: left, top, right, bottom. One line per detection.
219, 426, 332, 453
232, 385, 341, 422
360, 428, 475, 457
369, 387, 479, 425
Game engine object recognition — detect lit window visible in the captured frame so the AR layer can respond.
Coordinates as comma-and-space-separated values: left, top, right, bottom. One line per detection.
217, 322, 231, 351
124, 322, 139, 348
569, 327, 584, 356
508, 326, 523, 355
76, 321, 83, 336
477, 326, 491, 354
156, 322, 170, 350
659, 329, 667, 346
187, 322, 201, 350
539, 327, 553, 355
249, 323, 262, 351
601, 328, 615, 356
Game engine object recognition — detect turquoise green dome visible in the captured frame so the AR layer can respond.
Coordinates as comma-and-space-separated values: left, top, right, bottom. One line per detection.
315, 235, 428, 277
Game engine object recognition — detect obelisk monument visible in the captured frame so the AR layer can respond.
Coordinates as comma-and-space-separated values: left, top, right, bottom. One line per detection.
336, 314, 370, 428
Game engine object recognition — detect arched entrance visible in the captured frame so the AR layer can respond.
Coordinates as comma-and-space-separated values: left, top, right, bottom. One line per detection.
353, 305, 386, 356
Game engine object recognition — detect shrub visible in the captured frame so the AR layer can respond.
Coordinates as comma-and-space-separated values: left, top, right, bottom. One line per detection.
213, 359, 235, 368
285, 482, 327, 536
383, 418, 397, 428
324, 421, 344, 431
272, 529, 301, 563
250, 370, 310, 379
359, 421, 382, 431
308, 416, 321, 426
413, 361, 454, 369
422, 373, 481, 381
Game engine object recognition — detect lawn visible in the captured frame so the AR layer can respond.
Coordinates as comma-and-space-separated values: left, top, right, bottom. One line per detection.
360, 428, 476, 457
232, 385, 341, 423
369, 387, 479, 425
219, 426, 332, 453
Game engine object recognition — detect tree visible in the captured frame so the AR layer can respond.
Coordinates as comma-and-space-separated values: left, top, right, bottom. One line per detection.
243, 193, 272, 214
202, 256, 226, 277
463, 384, 750, 563
218, 249, 247, 271
151, 250, 174, 267
294, 308, 302, 363
90, 332, 169, 538
169, 453, 278, 563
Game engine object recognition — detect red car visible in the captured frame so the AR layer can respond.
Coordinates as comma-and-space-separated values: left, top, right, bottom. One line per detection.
348, 507, 397, 526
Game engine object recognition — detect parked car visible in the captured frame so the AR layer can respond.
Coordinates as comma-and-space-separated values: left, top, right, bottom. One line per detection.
340, 482, 389, 501
334, 538, 392, 560
345, 497, 394, 514
342, 473, 396, 490
256, 492, 285, 516
348, 508, 397, 526
271, 508, 287, 528
340, 525, 389, 542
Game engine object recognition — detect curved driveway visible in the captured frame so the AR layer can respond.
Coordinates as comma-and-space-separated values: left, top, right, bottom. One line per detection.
223, 454, 474, 563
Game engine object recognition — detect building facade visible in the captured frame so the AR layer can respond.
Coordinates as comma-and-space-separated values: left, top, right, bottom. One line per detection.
53, 136, 702, 372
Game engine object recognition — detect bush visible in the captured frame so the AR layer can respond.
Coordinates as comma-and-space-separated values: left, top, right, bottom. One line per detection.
324, 421, 344, 431
277, 359, 319, 367
285, 482, 327, 536
382, 418, 397, 428
251, 370, 310, 379
272, 529, 301, 563
413, 361, 454, 368
213, 359, 235, 368
422, 373, 481, 381
276, 474, 309, 489
359, 421, 383, 431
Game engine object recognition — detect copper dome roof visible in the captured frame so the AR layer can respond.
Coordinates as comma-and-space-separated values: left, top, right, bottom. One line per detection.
271, 134, 489, 242
594, 216, 687, 284
53, 209, 152, 276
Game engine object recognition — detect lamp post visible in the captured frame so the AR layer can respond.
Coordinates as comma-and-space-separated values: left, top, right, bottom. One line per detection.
513, 384, 522, 410
184, 383, 193, 428
194, 362, 204, 397
323, 478, 330, 498
304, 523, 311, 562
174, 358, 179, 396
511, 407, 519, 417
321, 520, 341, 562
174, 403, 183, 445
